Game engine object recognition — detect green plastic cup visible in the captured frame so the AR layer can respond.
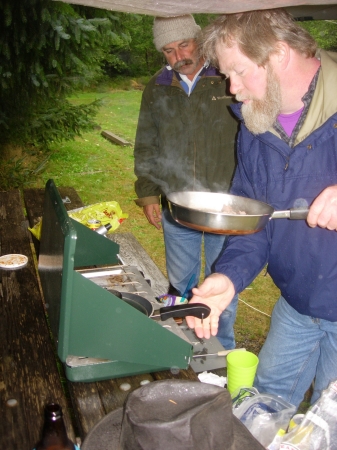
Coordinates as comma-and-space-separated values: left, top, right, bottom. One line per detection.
226, 350, 259, 394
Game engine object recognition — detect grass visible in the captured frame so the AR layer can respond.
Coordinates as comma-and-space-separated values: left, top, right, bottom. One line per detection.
30, 82, 280, 354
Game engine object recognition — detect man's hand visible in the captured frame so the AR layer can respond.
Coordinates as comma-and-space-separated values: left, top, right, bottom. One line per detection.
186, 273, 235, 339
143, 204, 162, 229
307, 185, 337, 230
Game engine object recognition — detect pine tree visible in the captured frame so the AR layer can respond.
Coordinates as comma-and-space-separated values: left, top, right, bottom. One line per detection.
0, 0, 127, 148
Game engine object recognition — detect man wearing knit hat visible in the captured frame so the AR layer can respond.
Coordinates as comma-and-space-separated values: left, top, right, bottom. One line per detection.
152, 15, 203, 78
133, 15, 239, 350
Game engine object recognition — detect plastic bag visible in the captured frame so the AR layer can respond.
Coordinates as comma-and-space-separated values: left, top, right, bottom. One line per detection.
233, 393, 296, 448
29, 201, 128, 240
232, 386, 260, 411
68, 202, 128, 232
279, 380, 337, 450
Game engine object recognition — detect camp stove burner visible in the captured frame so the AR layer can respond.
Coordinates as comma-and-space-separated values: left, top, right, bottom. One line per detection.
76, 265, 159, 305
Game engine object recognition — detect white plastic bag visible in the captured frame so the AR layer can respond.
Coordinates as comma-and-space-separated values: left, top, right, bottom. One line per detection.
280, 380, 337, 450
234, 393, 296, 448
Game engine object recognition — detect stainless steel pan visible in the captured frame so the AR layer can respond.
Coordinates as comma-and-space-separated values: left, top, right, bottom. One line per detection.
167, 191, 309, 235
109, 290, 210, 321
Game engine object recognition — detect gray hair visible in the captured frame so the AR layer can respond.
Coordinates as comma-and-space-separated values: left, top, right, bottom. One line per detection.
200, 9, 317, 68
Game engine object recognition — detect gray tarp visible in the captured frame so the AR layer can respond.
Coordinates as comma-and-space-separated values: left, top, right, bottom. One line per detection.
54, 0, 337, 19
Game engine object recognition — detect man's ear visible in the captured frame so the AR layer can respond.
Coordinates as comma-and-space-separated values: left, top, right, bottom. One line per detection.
274, 41, 290, 69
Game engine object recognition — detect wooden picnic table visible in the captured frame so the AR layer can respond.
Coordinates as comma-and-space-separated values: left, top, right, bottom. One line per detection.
1, 186, 201, 449
0, 189, 76, 448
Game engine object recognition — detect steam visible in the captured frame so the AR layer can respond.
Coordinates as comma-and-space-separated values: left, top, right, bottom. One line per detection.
137, 155, 230, 196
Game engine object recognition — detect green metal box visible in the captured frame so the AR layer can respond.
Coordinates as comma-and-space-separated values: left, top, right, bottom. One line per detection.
38, 180, 193, 382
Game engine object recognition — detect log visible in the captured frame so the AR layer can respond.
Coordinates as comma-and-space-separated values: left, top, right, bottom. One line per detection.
101, 130, 130, 146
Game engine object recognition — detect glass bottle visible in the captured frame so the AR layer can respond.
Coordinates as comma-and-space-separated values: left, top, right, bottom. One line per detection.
35, 403, 77, 450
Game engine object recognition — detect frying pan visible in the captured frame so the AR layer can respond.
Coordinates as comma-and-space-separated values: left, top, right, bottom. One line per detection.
167, 191, 309, 235
109, 290, 210, 321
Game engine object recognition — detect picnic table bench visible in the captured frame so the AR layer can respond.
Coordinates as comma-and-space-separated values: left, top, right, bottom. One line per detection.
1, 186, 205, 449
0, 189, 77, 448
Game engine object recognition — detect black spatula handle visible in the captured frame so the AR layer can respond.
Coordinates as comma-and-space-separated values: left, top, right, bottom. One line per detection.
159, 303, 211, 321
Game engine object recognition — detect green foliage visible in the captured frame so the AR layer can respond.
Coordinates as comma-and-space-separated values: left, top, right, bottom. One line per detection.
194, 13, 219, 28
29, 98, 103, 146
300, 20, 337, 51
0, 156, 32, 190
101, 13, 163, 77
123, 14, 163, 76
0, 150, 50, 190
0, 0, 129, 148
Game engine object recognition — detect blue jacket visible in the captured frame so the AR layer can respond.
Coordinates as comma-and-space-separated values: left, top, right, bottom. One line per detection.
216, 50, 337, 321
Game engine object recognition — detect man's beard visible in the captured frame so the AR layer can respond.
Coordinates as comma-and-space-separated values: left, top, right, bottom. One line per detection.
237, 66, 282, 135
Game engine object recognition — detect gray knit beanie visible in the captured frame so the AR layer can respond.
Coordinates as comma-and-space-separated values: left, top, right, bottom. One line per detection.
153, 15, 201, 51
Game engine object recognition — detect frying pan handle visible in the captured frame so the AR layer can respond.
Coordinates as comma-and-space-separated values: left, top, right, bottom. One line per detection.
271, 207, 309, 220
159, 303, 211, 321
289, 207, 309, 220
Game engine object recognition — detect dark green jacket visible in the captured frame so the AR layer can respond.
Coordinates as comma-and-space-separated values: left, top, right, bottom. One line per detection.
134, 65, 239, 206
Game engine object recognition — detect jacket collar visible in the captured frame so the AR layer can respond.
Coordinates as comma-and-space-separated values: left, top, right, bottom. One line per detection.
296, 49, 337, 144
155, 64, 220, 86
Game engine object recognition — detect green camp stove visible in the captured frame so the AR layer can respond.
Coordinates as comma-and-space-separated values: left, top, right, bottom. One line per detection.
38, 179, 193, 382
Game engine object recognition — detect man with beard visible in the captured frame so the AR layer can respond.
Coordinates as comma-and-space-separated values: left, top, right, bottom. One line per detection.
134, 15, 239, 349
185, 9, 337, 407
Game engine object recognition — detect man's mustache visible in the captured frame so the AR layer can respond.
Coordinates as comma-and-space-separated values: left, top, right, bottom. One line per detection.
173, 59, 193, 70
236, 94, 250, 102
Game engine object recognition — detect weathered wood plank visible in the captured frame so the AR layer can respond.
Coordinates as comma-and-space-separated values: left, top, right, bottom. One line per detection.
152, 366, 199, 382
69, 373, 154, 437
109, 232, 169, 297
67, 381, 105, 439
24, 186, 84, 227
0, 190, 75, 450
97, 374, 154, 413
101, 130, 130, 146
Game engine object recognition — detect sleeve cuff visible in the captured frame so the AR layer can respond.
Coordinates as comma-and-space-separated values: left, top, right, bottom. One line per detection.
134, 196, 160, 207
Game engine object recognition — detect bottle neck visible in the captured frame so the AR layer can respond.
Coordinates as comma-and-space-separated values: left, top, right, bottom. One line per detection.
39, 419, 73, 448
36, 403, 75, 450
